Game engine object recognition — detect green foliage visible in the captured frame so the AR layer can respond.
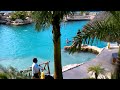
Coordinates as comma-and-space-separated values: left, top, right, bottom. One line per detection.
10, 11, 27, 20
0, 65, 30, 79
69, 11, 120, 54
86, 72, 118, 79
88, 64, 105, 79
31, 11, 53, 31
0, 73, 8, 79
31, 11, 73, 79
31, 11, 71, 31
82, 11, 120, 43
69, 30, 83, 54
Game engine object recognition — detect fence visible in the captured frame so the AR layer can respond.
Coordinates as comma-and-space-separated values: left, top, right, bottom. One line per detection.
20, 61, 50, 77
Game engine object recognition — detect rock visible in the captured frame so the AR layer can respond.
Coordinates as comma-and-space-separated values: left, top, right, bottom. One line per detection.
15, 19, 24, 23
6, 22, 11, 25
64, 46, 71, 50
0, 20, 7, 24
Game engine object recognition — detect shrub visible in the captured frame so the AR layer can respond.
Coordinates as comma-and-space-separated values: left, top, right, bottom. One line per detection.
88, 64, 105, 79
10, 11, 27, 20
0, 65, 30, 79
0, 73, 8, 79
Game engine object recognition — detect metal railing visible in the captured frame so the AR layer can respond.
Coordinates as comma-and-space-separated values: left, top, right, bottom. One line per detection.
20, 61, 51, 77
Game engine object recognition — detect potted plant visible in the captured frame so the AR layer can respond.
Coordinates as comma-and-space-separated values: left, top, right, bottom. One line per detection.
88, 64, 105, 79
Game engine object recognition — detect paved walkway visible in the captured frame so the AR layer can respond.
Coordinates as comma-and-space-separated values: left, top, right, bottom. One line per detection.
63, 47, 118, 79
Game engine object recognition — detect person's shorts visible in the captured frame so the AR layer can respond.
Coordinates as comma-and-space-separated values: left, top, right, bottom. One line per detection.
34, 73, 39, 78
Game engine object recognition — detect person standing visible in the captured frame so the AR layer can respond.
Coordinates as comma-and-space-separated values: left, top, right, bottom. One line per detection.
66, 38, 69, 44
32, 58, 42, 79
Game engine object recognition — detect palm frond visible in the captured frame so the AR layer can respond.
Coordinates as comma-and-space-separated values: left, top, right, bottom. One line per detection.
71, 11, 120, 51
88, 64, 105, 76
32, 11, 71, 31
109, 11, 120, 25
0, 73, 9, 79
31, 11, 53, 31
0, 65, 30, 79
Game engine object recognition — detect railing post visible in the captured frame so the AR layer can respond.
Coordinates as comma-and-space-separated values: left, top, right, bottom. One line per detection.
47, 62, 50, 75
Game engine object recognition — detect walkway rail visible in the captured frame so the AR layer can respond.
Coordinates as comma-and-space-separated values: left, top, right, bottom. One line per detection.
63, 47, 118, 79
20, 61, 50, 77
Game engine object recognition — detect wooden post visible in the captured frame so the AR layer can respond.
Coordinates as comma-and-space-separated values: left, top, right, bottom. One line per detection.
47, 62, 50, 75
29, 73, 30, 76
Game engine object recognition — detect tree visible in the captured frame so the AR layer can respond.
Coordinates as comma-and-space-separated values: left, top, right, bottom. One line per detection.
83, 11, 120, 44
69, 11, 120, 53
31, 11, 72, 79
88, 65, 105, 79
10, 11, 27, 20
71, 11, 120, 79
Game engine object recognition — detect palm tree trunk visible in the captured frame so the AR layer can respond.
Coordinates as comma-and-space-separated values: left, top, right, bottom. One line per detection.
95, 73, 98, 79
52, 14, 63, 79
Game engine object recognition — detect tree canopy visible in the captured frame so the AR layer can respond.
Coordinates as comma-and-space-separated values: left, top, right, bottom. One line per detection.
69, 11, 120, 53
10, 11, 28, 20
31, 11, 72, 79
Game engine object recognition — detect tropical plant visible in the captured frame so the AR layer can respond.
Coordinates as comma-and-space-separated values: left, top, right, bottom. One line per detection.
0, 65, 30, 79
10, 11, 27, 20
31, 11, 74, 79
69, 11, 120, 79
72, 11, 120, 50
0, 73, 8, 79
69, 30, 83, 54
88, 64, 105, 79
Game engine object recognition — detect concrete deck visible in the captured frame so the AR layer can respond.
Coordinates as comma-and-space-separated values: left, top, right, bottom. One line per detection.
63, 47, 118, 79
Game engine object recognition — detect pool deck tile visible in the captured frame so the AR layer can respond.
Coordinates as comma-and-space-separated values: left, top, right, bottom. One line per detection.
63, 47, 118, 79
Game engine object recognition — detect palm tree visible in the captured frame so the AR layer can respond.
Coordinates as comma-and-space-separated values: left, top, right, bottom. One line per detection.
88, 65, 105, 79
80, 11, 120, 45
71, 11, 120, 79
10, 11, 28, 20
31, 11, 73, 79
70, 11, 120, 51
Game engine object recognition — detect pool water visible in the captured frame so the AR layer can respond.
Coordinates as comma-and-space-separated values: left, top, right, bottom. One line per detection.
0, 21, 107, 74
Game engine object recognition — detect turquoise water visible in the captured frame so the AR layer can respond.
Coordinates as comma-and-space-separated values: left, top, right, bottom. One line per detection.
0, 21, 107, 74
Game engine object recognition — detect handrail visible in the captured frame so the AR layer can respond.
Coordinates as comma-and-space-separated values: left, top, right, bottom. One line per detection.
20, 61, 51, 76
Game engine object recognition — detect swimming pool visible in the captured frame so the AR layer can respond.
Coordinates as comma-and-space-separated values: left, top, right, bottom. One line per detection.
0, 21, 107, 74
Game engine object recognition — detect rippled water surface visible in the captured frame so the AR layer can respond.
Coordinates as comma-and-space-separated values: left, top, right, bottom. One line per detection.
0, 21, 107, 74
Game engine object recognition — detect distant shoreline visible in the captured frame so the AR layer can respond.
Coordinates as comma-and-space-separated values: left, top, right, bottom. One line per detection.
0, 12, 33, 26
